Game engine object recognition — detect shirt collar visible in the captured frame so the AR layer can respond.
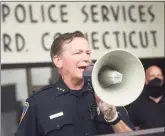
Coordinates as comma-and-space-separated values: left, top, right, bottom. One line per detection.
54, 76, 93, 97
159, 95, 165, 103
147, 95, 165, 104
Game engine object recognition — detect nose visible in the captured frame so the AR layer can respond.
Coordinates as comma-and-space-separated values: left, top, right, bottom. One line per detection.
154, 75, 162, 80
83, 53, 91, 63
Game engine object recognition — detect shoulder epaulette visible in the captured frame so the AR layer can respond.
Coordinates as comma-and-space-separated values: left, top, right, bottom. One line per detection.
30, 84, 55, 98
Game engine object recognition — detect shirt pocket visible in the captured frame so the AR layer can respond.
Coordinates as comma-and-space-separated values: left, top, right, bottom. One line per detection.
41, 111, 75, 136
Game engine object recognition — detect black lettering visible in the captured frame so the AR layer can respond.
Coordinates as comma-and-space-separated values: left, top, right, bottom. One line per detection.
16, 33, 25, 52
128, 5, 137, 22
101, 6, 109, 22
113, 31, 120, 48
29, 5, 38, 23
139, 31, 148, 48
91, 5, 99, 23
3, 33, 12, 52
91, 32, 99, 49
129, 31, 137, 48
138, 5, 146, 22
110, 5, 120, 22
82, 5, 88, 23
150, 30, 157, 47
48, 5, 57, 23
123, 32, 128, 48
102, 32, 111, 49
84, 32, 89, 41
15, 4, 26, 23
122, 5, 127, 22
60, 5, 68, 23
2, 4, 10, 22
41, 5, 45, 22
53, 33, 61, 39
42, 33, 50, 51
148, 5, 155, 22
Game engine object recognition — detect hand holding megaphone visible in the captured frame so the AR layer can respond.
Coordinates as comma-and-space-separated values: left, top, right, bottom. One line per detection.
96, 95, 119, 123
83, 49, 145, 121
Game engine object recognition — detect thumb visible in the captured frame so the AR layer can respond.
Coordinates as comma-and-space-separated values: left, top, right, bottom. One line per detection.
95, 95, 101, 104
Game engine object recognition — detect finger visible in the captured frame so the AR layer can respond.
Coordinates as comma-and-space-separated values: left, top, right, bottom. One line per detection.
95, 94, 101, 104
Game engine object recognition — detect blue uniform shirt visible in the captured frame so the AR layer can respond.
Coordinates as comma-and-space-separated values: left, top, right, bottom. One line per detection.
15, 77, 134, 136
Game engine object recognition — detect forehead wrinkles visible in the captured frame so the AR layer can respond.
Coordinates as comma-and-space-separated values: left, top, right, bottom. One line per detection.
146, 66, 163, 76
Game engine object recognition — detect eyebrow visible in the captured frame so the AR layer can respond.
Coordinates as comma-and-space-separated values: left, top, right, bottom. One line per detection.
149, 73, 162, 76
75, 49, 91, 52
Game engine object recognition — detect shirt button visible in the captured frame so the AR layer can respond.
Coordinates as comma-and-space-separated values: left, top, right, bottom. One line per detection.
57, 125, 60, 128
85, 133, 89, 135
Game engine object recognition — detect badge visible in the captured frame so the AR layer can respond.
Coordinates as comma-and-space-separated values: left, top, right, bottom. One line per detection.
19, 102, 29, 124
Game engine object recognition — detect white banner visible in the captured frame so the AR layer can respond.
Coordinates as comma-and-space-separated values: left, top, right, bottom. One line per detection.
1, 2, 164, 64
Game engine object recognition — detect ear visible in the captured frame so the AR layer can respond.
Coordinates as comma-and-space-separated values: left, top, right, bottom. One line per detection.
145, 73, 148, 85
53, 55, 62, 68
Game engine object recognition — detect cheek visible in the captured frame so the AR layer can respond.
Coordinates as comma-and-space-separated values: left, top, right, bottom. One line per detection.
149, 77, 154, 81
88, 56, 92, 62
70, 57, 80, 66
160, 76, 164, 80
63, 59, 78, 70
61, 58, 72, 69
148, 76, 155, 81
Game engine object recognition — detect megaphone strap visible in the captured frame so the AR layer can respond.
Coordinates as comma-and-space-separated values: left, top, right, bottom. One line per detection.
123, 106, 129, 115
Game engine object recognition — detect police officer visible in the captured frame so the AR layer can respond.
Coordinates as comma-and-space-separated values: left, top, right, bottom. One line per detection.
15, 31, 134, 136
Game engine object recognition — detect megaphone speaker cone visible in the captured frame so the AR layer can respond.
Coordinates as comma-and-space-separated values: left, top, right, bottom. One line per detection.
91, 49, 145, 106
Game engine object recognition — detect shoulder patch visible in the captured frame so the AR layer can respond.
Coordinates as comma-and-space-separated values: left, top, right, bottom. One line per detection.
19, 102, 29, 124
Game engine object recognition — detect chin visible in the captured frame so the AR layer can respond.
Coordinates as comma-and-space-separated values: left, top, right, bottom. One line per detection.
76, 74, 84, 80
78, 76, 84, 80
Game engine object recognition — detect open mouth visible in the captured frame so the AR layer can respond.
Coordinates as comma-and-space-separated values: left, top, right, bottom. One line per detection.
78, 66, 87, 70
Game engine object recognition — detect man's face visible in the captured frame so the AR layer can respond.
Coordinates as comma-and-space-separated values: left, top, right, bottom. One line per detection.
58, 37, 92, 80
145, 66, 164, 85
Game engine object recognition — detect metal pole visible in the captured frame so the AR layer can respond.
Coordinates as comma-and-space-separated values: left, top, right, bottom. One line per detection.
26, 67, 32, 96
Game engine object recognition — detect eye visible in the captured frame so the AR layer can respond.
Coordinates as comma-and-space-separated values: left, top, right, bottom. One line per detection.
74, 52, 81, 55
158, 75, 163, 78
87, 52, 91, 55
150, 75, 154, 78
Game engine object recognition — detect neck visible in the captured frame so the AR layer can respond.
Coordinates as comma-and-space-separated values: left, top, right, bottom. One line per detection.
149, 95, 163, 103
61, 75, 84, 90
